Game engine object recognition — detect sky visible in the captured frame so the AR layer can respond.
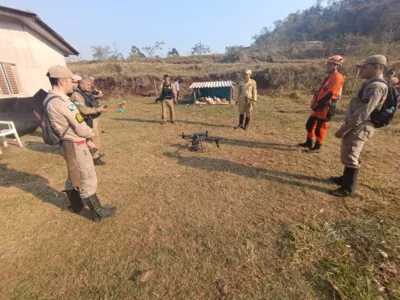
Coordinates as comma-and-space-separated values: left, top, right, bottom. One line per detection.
6, 0, 317, 60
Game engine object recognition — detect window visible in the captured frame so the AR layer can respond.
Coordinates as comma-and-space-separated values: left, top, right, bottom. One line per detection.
0, 63, 22, 95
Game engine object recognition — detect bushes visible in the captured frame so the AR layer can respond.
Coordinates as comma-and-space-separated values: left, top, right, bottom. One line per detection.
257, 51, 274, 62
220, 46, 243, 63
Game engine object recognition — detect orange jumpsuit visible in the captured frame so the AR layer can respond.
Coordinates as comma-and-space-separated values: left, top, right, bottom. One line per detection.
306, 71, 344, 144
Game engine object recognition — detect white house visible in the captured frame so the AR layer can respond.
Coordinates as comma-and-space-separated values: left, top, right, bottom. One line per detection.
0, 5, 79, 99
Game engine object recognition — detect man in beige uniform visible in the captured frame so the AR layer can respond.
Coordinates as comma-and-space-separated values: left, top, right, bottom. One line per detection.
70, 76, 107, 165
159, 74, 177, 124
44, 65, 116, 222
329, 55, 389, 197
235, 70, 257, 130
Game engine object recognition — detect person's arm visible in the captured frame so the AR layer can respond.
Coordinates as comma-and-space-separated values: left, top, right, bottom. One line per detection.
251, 80, 257, 104
60, 103, 94, 138
70, 92, 99, 115
313, 76, 343, 110
339, 83, 387, 134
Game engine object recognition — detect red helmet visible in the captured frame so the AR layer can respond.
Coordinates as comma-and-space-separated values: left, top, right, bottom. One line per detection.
327, 55, 344, 66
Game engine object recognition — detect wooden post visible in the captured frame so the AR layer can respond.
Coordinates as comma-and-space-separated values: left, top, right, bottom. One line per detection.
193, 88, 196, 103
350, 69, 360, 93
229, 87, 233, 105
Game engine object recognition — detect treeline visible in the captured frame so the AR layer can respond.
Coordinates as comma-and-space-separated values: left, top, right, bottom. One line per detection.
85, 42, 212, 61
252, 0, 400, 58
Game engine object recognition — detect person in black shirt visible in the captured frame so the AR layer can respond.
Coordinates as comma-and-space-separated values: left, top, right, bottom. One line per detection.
158, 74, 177, 124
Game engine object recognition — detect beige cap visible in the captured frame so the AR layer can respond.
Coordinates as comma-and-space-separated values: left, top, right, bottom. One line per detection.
47, 65, 75, 78
356, 55, 387, 67
72, 74, 82, 81
244, 70, 252, 75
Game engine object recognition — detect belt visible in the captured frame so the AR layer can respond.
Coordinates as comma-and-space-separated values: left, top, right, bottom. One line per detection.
60, 140, 86, 146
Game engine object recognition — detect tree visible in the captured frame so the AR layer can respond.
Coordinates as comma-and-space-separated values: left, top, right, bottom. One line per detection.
91, 45, 111, 60
167, 48, 180, 57
128, 45, 145, 59
252, 0, 400, 49
191, 42, 211, 55
108, 42, 124, 60
142, 41, 165, 57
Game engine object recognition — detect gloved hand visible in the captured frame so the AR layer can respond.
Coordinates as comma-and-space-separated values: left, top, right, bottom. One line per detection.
86, 140, 98, 153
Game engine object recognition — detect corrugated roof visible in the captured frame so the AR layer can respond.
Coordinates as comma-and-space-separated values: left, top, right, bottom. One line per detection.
190, 81, 234, 89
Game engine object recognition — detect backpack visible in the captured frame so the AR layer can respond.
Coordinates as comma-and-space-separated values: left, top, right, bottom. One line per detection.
359, 78, 399, 128
41, 96, 61, 145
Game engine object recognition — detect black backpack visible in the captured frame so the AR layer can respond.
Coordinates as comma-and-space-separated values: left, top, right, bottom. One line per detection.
359, 78, 399, 128
41, 96, 61, 145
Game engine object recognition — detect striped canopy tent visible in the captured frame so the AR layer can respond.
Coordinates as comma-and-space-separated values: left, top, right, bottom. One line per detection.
190, 81, 234, 104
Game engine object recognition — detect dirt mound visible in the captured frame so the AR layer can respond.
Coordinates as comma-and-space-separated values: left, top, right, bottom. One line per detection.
95, 65, 324, 97
96, 75, 160, 97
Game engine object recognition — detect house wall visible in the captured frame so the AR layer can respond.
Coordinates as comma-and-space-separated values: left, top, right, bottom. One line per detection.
0, 16, 67, 98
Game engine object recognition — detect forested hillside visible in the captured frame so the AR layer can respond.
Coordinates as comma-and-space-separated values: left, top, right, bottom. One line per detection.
251, 0, 400, 58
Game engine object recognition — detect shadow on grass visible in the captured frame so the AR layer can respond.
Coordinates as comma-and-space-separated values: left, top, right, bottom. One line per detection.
222, 138, 299, 152
275, 109, 310, 114
163, 153, 330, 193
112, 117, 232, 128
24, 141, 60, 154
27, 130, 42, 137
0, 163, 91, 220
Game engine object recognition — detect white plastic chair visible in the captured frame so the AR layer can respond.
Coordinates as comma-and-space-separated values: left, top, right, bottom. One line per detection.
0, 121, 23, 154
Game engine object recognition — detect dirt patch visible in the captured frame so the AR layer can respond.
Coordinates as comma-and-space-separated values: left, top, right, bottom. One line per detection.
96, 75, 160, 97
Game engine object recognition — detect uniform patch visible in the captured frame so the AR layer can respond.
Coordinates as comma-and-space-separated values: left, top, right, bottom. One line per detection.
68, 104, 77, 111
76, 113, 84, 123
366, 88, 375, 95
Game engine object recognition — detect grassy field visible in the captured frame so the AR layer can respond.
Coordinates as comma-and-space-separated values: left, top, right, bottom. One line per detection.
0, 93, 399, 299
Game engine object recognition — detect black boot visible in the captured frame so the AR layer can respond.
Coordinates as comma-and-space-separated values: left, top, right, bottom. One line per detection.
243, 117, 250, 130
93, 157, 106, 166
84, 194, 117, 222
64, 189, 84, 213
329, 167, 358, 197
298, 137, 313, 148
305, 141, 322, 153
235, 114, 244, 129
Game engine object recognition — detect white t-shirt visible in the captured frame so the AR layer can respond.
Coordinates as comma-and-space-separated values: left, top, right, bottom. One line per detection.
174, 81, 180, 91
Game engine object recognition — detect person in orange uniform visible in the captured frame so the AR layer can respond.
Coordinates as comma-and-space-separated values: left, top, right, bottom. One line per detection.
298, 55, 345, 153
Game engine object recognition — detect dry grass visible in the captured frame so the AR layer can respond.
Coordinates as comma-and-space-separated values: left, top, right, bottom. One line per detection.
0, 93, 399, 299
69, 60, 318, 81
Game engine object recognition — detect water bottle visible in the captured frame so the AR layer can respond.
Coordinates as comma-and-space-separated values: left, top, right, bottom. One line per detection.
386, 106, 395, 114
